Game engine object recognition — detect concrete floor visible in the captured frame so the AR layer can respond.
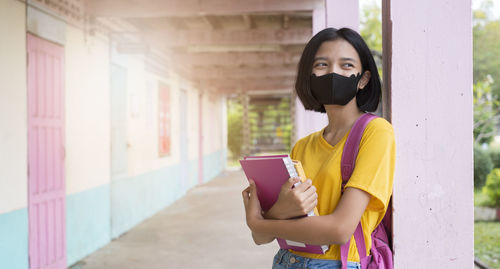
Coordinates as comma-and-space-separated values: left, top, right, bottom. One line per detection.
78, 168, 278, 269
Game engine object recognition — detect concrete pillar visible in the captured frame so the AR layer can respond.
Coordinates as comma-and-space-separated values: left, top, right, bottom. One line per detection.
290, 90, 297, 146
325, 0, 359, 32
388, 0, 473, 267
294, 0, 360, 142
241, 93, 250, 156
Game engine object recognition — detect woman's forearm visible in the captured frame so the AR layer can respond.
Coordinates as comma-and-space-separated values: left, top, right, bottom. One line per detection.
250, 214, 351, 246
251, 231, 275, 245
264, 206, 286, 219
252, 188, 370, 245
243, 181, 369, 246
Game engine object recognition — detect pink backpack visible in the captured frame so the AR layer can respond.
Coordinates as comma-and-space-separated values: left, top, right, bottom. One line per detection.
339, 113, 393, 269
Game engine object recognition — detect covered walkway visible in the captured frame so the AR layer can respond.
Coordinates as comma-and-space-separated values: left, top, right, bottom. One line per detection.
0, 0, 473, 268
76, 169, 276, 269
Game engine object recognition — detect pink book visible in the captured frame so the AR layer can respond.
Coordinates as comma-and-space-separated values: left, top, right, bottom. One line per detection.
240, 155, 329, 254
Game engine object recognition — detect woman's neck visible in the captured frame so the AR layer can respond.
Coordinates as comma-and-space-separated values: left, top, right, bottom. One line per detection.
323, 104, 364, 145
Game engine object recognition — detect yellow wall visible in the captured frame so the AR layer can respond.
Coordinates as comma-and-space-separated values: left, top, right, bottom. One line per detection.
0, 0, 27, 214
65, 25, 111, 195
126, 68, 227, 176
0, 2, 228, 203
126, 61, 181, 175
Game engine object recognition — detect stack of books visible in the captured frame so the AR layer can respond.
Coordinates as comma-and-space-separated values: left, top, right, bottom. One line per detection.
240, 155, 329, 254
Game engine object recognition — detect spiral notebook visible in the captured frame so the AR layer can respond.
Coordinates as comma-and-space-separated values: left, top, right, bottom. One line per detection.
240, 155, 329, 254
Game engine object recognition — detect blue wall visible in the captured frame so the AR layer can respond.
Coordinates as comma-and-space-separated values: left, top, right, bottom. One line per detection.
66, 184, 111, 266
203, 150, 226, 183
110, 164, 184, 239
67, 149, 225, 266
110, 149, 226, 239
0, 149, 226, 268
0, 208, 28, 269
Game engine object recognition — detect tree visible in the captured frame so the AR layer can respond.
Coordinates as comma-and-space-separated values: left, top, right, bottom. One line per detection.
360, 0, 382, 77
360, 1, 382, 53
474, 76, 499, 145
473, 0, 500, 99
475, 144, 494, 189
227, 99, 243, 159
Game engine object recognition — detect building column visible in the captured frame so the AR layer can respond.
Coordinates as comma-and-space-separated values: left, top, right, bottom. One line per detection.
294, 0, 360, 143
290, 90, 297, 146
388, 0, 473, 267
241, 92, 251, 156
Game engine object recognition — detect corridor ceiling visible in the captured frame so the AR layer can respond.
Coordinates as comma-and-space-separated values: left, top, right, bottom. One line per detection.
85, 0, 323, 94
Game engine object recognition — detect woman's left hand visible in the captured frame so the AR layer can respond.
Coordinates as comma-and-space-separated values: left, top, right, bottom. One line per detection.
242, 180, 264, 229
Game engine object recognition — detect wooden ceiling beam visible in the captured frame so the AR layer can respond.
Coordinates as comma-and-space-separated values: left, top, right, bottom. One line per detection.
145, 28, 312, 46
192, 66, 297, 79
197, 76, 295, 91
217, 86, 294, 95
86, 0, 322, 18
242, 14, 255, 29
174, 51, 301, 66
202, 15, 222, 30
282, 15, 290, 29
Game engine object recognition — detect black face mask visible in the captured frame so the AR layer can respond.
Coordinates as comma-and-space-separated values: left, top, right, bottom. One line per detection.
310, 72, 363, 106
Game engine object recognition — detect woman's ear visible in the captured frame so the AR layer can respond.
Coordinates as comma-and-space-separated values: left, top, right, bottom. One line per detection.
358, 71, 371, 90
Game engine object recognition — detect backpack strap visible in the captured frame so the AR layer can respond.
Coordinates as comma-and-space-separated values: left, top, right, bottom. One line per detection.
340, 113, 378, 192
339, 113, 377, 269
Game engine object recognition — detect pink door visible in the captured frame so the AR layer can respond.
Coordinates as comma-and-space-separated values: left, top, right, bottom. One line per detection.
27, 33, 66, 269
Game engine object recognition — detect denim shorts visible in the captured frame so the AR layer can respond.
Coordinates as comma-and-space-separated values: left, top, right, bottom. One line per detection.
272, 249, 361, 269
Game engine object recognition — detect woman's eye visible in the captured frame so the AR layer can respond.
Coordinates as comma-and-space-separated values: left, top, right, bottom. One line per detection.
342, 63, 354, 68
314, 62, 327, 68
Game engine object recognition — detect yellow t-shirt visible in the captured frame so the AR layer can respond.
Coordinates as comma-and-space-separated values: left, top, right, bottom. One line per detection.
289, 117, 396, 262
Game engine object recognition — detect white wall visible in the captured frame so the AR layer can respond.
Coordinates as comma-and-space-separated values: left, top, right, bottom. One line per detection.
127, 57, 157, 175
0, 0, 27, 214
127, 67, 180, 175
126, 69, 226, 175
203, 92, 224, 154
65, 25, 111, 195
188, 87, 200, 160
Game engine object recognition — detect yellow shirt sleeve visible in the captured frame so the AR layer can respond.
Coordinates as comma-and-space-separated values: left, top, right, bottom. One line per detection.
345, 118, 396, 212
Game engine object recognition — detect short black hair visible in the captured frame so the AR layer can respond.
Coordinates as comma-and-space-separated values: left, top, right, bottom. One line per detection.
295, 27, 381, 113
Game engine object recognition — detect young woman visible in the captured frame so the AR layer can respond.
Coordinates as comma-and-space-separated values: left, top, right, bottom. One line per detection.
242, 28, 395, 269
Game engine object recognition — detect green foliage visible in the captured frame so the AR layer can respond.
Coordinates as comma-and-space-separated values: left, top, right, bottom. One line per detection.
475, 189, 493, 207
249, 97, 292, 152
473, 0, 500, 99
227, 97, 293, 158
490, 147, 500, 168
475, 144, 494, 190
360, 1, 382, 53
483, 168, 500, 207
360, 0, 383, 79
474, 76, 499, 145
227, 100, 243, 159
281, 124, 292, 153
475, 222, 500, 269
277, 98, 292, 152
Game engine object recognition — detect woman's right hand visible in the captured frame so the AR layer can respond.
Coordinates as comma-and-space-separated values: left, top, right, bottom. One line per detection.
264, 177, 318, 220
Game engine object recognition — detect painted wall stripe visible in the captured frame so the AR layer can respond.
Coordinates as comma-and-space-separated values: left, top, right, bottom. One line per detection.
0, 208, 29, 269
66, 184, 110, 266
